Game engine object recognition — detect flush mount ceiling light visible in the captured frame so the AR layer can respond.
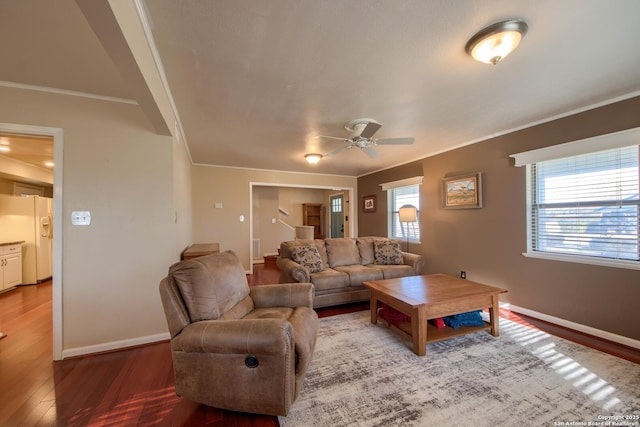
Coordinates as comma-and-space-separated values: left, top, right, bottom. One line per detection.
465, 19, 528, 65
305, 153, 322, 164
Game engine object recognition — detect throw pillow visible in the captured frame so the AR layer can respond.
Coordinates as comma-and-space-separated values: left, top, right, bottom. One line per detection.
290, 245, 325, 273
373, 239, 404, 265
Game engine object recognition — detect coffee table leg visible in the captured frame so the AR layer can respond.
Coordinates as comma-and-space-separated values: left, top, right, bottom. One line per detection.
489, 294, 500, 337
370, 291, 378, 325
412, 306, 427, 356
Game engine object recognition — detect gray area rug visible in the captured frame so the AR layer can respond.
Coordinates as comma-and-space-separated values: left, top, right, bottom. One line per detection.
279, 311, 640, 427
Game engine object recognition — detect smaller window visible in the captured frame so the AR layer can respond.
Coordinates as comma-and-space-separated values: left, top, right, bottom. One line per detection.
331, 197, 341, 213
390, 184, 420, 242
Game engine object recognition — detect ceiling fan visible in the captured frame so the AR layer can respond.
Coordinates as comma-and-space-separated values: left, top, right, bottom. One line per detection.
318, 118, 414, 159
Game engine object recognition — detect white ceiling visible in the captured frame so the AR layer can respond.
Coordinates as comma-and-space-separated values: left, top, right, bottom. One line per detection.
1, 0, 640, 177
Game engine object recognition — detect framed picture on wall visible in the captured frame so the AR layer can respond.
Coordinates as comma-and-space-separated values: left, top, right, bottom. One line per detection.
441, 172, 482, 209
362, 195, 376, 213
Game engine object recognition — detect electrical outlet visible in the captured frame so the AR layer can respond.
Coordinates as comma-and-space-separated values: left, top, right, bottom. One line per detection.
71, 211, 91, 226
460, 271, 466, 279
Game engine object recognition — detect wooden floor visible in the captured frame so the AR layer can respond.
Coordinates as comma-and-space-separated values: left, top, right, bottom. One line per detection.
0, 265, 638, 426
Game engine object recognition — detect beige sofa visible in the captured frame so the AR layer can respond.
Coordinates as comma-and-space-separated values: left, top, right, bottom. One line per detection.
277, 237, 425, 308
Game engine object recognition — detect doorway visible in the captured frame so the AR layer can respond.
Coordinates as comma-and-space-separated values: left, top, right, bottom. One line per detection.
330, 194, 345, 238
248, 183, 354, 274
0, 122, 63, 360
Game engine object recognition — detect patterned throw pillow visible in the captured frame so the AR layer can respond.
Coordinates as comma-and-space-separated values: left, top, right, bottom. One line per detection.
290, 245, 325, 273
373, 239, 404, 265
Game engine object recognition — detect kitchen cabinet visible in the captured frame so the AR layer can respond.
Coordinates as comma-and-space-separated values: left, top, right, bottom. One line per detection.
1, 243, 23, 291
302, 203, 324, 239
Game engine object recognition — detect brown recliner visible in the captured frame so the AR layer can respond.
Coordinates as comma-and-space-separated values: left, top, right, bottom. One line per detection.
159, 250, 318, 416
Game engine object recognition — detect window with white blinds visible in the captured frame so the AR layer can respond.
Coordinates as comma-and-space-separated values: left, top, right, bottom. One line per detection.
390, 185, 420, 241
529, 145, 639, 262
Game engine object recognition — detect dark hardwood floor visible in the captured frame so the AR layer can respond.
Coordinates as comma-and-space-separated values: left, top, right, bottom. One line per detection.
0, 265, 638, 426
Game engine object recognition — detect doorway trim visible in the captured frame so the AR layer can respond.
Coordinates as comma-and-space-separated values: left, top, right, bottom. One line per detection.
0, 122, 64, 360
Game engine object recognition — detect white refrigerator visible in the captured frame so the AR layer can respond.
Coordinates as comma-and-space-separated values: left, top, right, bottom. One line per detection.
0, 195, 52, 284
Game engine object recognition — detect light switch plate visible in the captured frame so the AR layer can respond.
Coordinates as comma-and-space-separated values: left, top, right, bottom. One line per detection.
71, 211, 91, 226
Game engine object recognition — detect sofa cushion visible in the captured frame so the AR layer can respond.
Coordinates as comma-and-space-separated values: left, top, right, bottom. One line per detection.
356, 237, 376, 265
309, 268, 350, 292
290, 245, 324, 273
169, 250, 250, 322
325, 238, 361, 268
280, 239, 329, 268
372, 264, 414, 279
374, 239, 404, 265
334, 264, 383, 286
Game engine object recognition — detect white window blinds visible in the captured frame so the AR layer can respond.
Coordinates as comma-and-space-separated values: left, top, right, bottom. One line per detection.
529, 145, 639, 261
390, 185, 420, 241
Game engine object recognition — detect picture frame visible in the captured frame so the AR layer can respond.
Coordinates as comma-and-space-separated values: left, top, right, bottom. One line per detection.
441, 172, 482, 209
362, 195, 376, 213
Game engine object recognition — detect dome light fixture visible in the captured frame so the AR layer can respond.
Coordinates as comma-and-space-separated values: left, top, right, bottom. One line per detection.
465, 19, 528, 65
305, 153, 322, 164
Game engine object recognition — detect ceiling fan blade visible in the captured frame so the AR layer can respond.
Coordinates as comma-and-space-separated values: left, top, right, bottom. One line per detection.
324, 146, 350, 157
316, 135, 349, 142
362, 146, 378, 159
359, 122, 382, 139
375, 137, 414, 145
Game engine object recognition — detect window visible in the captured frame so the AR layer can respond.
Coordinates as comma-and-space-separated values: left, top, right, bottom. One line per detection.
390, 184, 420, 241
331, 197, 342, 213
528, 145, 639, 262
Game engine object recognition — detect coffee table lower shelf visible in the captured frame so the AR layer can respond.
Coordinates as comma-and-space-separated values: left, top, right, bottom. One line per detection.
382, 319, 492, 345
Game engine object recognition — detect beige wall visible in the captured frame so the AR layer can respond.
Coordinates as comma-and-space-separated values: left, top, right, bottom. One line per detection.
0, 86, 191, 354
192, 165, 357, 269
359, 96, 640, 341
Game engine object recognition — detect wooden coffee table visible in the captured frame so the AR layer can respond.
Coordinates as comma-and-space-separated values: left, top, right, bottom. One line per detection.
363, 274, 507, 356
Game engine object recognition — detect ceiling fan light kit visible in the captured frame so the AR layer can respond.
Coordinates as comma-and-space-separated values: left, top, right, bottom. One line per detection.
466, 19, 528, 65
304, 153, 322, 164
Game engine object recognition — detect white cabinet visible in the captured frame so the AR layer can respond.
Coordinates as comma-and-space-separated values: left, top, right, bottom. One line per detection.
1, 243, 23, 291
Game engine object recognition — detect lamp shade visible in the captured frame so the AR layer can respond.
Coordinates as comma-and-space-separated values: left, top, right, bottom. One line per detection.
398, 205, 417, 222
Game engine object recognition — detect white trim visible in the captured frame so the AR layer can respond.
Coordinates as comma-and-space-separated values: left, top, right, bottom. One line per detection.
502, 303, 640, 350
521, 251, 640, 271
194, 162, 356, 179
62, 332, 170, 359
0, 80, 137, 105
380, 176, 423, 191
510, 127, 640, 166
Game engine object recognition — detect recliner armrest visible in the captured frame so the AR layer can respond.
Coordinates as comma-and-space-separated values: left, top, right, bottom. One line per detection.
173, 318, 294, 355
251, 283, 315, 309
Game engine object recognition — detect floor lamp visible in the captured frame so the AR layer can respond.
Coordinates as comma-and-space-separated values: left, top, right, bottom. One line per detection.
398, 204, 417, 252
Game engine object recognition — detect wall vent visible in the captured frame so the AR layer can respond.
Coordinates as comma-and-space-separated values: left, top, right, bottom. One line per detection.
252, 238, 261, 259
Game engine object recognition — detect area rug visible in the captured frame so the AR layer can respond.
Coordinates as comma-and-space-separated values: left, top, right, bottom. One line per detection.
279, 311, 640, 427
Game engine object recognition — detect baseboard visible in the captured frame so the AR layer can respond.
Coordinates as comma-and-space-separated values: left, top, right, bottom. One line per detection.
502, 303, 640, 350
61, 331, 170, 359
